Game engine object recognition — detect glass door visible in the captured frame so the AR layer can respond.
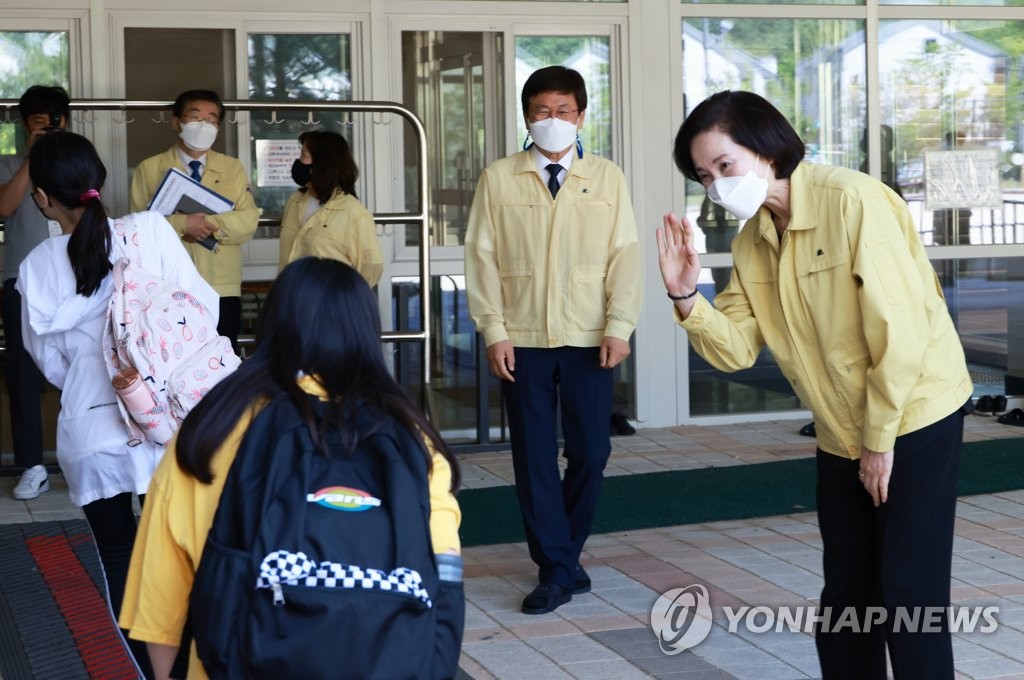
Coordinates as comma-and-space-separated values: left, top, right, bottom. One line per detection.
396, 30, 506, 445
394, 25, 632, 446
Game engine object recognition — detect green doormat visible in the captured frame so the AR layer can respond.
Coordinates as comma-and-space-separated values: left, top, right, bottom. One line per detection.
458, 438, 1023, 548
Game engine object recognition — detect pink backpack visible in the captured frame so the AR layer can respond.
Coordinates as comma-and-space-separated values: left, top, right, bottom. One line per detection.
103, 214, 241, 446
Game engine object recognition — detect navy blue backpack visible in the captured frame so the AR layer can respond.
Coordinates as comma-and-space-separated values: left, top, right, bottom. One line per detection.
183, 394, 463, 679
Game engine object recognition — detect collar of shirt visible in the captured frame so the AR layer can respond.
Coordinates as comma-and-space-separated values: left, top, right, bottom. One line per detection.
177, 148, 208, 175
530, 145, 573, 182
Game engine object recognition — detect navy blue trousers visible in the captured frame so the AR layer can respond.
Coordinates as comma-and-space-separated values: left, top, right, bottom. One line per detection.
501, 346, 612, 591
815, 405, 965, 680
2, 279, 45, 468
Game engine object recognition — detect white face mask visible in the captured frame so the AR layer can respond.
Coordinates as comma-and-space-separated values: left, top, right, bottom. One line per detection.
178, 121, 219, 152
528, 118, 579, 154
706, 156, 769, 220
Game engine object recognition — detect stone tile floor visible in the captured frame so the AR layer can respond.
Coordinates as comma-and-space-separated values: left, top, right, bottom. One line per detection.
2, 412, 1023, 679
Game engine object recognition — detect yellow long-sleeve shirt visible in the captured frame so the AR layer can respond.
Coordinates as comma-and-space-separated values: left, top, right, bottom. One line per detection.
129, 146, 260, 297
678, 162, 972, 458
465, 150, 642, 348
278, 189, 383, 286
119, 378, 461, 678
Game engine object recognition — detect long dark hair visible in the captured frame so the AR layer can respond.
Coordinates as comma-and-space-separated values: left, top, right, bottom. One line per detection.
299, 130, 359, 202
28, 131, 111, 297
176, 257, 459, 492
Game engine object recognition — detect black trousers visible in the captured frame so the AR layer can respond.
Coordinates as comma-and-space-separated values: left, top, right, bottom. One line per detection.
82, 493, 154, 679
815, 405, 965, 680
2, 278, 45, 468
501, 346, 612, 591
218, 296, 242, 355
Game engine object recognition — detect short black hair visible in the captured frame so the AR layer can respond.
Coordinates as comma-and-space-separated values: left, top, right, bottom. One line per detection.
521, 66, 587, 118
673, 91, 805, 182
172, 89, 225, 122
18, 85, 70, 122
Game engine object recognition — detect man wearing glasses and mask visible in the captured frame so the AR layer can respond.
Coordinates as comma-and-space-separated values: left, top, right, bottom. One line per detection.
0, 84, 70, 500
129, 89, 258, 351
465, 66, 642, 615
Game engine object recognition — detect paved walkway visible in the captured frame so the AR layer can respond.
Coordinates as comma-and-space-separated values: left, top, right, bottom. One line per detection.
2, 413, 1023, 679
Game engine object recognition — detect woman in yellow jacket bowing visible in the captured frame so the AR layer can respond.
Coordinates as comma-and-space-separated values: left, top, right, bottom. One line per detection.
278, 130, 383, 286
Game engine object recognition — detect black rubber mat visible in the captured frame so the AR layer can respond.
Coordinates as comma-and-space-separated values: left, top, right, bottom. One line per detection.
0, 520, 139, 680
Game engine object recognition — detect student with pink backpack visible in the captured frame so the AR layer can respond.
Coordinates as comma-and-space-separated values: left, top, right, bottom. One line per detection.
18, 131, 219, 678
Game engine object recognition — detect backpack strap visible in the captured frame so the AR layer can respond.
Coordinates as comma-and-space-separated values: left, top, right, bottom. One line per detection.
104, 212, 147, 447
210, 395, 309, 549
111, 212, 141, 266
357, 410, 437, 588
179, 395, 307, 679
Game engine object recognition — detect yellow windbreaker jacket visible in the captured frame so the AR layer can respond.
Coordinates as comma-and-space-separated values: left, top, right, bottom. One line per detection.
279, 189, 383, 286
465, 150, 642, 348
130, 146, 260, 297
679, 162, 972, 458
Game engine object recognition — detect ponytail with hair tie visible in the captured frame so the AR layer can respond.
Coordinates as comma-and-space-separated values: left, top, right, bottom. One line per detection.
79, 188, 100, 202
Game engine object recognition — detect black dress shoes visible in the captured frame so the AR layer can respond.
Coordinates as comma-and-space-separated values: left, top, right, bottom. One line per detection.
610, 412, 636, 436
522, 583, 572, 615
975, 395, 1008, 416
574, 564, 592, 594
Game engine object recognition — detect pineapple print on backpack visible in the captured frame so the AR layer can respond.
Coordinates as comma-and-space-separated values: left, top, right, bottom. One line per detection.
103, 214, 242, 446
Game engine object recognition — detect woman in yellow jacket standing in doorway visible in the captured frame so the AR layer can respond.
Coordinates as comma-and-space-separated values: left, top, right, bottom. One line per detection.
278, 130, 383, 286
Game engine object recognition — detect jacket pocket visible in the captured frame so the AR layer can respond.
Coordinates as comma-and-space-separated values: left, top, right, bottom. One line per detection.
805, 252, 851, 274
499, 265, 535, 331
799, 251, 857, 318
824, 343, 869, 431
569, 264, 607, 332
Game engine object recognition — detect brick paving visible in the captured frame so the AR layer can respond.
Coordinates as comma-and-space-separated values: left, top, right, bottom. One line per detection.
2, 412, 1023, 679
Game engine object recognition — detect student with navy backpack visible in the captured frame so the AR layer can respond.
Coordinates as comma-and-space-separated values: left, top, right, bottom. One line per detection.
19, 131, 219, 679
120, 257, 464, 680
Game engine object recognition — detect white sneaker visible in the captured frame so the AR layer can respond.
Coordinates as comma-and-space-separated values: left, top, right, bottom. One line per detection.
12, 465, 50, 500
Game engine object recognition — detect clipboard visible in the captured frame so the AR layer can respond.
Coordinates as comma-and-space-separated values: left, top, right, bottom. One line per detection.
147, 167, 235, 250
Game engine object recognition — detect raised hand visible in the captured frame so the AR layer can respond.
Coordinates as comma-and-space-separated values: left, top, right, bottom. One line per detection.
656, 212, 702, 309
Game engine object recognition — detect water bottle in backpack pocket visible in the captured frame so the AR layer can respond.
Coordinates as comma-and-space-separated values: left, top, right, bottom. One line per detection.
102, 213, 241, 446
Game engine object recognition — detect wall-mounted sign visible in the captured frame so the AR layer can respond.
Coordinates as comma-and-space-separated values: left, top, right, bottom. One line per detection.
924, 149, 1001, 211
255, 139, 302, 187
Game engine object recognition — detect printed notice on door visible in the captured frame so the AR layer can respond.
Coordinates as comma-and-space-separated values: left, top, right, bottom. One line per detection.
255, 139, 302, 187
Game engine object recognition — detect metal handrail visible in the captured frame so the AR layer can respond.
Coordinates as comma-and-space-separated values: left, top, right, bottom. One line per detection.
0, 99, 433, 403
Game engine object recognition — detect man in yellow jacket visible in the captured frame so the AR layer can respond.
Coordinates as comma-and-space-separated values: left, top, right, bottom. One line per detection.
129, 89, 259, 350
465, 66, 642, 615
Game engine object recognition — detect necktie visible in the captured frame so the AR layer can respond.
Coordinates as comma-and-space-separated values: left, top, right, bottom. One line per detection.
546, 163, 562, 198
189, 160, 202, 182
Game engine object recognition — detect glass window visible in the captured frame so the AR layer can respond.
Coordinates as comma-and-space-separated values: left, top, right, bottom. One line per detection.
392, 274, 504, 443
682, 0, 861, 5
247, 33, 353, 222
882, 0, 1024, 5
943, 256, 1024, 401
681, 17, 864, 417
0, 31, 70, 153
515, 36, 613, 160
879, 19, 1024, 247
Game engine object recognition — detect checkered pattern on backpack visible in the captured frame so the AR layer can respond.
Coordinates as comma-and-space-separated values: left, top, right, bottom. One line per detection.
257, 550, 432, 607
